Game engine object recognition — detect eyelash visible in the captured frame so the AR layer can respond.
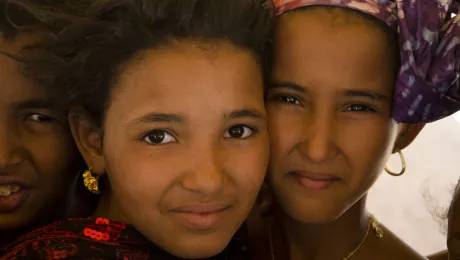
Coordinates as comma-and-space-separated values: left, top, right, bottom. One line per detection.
343, 104, 376, 113
26, 113, 56, 123
272, 94, 303, 106
141, 125, 259, 146
142, 130, 177, 145
272, 94, 376, 113
224, 124, 258, 140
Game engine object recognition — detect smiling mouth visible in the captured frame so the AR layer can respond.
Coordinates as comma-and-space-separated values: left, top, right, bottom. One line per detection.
0, 185, 30, 213
0, 184, 21, 197
171, 204, 232, 230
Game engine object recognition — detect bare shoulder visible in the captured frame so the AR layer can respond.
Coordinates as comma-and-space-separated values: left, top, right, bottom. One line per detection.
427, 251, 448, 260
362, 224, 428, 260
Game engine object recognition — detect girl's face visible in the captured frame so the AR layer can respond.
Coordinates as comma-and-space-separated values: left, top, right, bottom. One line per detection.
0, 34, 78, 230
266, 10, 422, 223
72, 42, 269, 258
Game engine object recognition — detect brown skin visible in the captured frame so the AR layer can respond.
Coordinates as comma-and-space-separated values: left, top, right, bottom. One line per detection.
249, 8, 426, 260
70, 42, 269, 259
0, 33, 82, 246
447, 183, 460, 260
429, 179, 460, 260
427, 251, 448, 260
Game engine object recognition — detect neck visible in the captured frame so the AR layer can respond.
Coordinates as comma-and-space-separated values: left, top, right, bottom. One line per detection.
68, 174, 99, 217
274, 196, 369, 260
93, 179, 127, 223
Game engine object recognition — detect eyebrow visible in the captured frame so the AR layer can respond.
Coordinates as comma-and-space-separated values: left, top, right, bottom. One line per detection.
270, 82, 389, 101
127, 109, 265, 127
225, 109, 266, 121
12, 99, 60, 111
268, 81, 307, 93
129, 113, 185, 126
343, 90, 389, 101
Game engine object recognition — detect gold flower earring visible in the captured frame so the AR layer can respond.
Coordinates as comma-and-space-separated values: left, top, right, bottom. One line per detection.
83, 167, 100, 194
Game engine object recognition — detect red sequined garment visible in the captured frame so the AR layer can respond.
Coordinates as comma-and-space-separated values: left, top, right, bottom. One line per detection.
0, 218, 249, 260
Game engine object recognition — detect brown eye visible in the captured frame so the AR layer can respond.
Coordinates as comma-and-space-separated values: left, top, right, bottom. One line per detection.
143, 130, 176, 144
27, 113, 55, 123
344, 104, 375, 112
224, 125, 256, 139
278, 95, 301, 105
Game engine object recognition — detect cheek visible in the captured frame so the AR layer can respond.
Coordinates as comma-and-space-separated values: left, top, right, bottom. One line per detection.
227, 140, 269, 194
338, 120, 396, 181
267, 108, 304, 167
103, 142, 179, 211
26, 131, 77, 181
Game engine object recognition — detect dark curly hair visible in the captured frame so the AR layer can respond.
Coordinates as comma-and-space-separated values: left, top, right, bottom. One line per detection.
1, 0, 83, 40
8, 0, 274, 127
0, 0, 33, 40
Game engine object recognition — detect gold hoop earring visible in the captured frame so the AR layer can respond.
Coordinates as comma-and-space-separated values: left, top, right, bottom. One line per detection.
384, 150, 406, 177
83, 167, 100, 194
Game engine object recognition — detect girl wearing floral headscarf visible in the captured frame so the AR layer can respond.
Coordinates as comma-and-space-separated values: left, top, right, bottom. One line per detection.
249, 0, 460, 259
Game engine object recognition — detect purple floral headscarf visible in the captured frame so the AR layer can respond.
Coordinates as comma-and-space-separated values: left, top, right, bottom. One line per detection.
273, 0, 460, 124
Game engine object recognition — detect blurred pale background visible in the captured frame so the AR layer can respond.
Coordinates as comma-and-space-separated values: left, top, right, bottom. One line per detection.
367, 112, 460, 255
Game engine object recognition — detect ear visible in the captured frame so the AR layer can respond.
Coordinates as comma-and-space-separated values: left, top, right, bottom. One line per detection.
68, 110, 106, 176
393, 123, 425, 152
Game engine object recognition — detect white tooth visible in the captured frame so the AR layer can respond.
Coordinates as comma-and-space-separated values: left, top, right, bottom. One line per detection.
10, 185, 20, 193
0, 186, 12, 197
0, 185, 21, 196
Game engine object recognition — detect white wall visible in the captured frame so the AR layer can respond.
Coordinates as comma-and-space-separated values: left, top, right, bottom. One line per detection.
367, 112, 460, 255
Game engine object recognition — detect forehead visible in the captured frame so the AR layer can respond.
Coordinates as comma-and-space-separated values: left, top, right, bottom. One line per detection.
273, 11, 395, 90
0, 34, 54, 106
108, 42, 264, 121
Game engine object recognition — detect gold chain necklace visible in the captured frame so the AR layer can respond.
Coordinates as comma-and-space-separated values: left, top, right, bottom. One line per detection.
268, 215, 383, 260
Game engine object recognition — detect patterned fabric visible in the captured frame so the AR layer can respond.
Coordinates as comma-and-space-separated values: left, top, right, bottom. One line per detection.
273, 0, 460, 123
0, 218, 249, 260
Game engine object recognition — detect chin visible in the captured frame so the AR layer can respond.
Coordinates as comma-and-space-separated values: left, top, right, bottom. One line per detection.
0, 212, 34, 230
278, 195, 345, 224
164, 240, 228, 259
286, 207, 340, 224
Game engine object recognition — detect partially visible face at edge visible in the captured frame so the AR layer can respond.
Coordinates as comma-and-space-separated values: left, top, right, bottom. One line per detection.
266, 8, 423, 224
0, 33, 79, 230
448, 181, 460, 259
72, 42, 269, 258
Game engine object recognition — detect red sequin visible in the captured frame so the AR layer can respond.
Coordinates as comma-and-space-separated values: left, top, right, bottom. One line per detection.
102, 233, 110, 241
95, 218, 110, 225
83, 228, 92, 236
0, 217, 246, 260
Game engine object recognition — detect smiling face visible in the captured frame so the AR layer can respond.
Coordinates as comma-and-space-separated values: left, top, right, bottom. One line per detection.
72, 41, 269, 258
0, 34, 78, 231
266, 9, 417, 223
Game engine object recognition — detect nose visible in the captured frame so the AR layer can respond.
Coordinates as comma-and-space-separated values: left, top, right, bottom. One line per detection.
181, 146, 225, 196
0, 123, 23, 173
297, 111, 337, 163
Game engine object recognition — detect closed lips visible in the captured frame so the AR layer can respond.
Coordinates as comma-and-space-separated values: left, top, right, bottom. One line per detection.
289, 171, 341, 181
